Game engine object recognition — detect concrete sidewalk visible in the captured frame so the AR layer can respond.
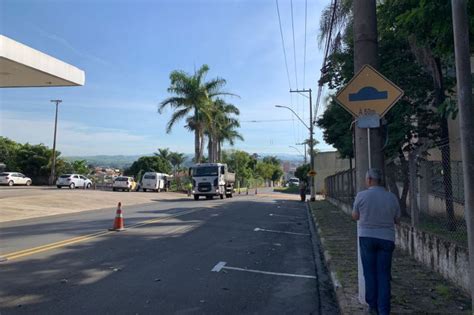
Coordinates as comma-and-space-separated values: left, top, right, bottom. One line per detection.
310, 200, 471, 314
0, 188, 187, 223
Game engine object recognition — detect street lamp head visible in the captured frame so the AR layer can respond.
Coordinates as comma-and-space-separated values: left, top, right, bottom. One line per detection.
275, 105, 284, 108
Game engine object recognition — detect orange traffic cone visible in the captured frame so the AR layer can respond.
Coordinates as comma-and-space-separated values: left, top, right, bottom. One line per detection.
109, 202, 125, 231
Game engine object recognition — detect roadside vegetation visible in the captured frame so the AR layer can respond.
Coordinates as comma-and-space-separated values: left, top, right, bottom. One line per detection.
317, 0, 474, 219
0, 137, 89, 184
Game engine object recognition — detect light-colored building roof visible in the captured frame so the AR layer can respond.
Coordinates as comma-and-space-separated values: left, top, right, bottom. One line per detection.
0, 35, 85, 87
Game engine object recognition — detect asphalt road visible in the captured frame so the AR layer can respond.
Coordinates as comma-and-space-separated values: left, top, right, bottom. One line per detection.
0, 191, 339, 314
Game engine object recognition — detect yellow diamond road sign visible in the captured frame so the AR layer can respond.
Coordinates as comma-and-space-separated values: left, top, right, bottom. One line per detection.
335, 64, 404, 117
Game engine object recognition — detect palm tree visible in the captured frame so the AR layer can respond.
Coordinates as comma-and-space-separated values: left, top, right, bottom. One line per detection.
159, 64, 234, 163
155, 148, 171, 162
169, 152, 185, 172
217, 118, 244, 161
206, 98, 242, 163
318, 0, 352, 56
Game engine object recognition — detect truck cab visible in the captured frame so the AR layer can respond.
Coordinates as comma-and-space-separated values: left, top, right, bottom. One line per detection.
190, 163, 235, 200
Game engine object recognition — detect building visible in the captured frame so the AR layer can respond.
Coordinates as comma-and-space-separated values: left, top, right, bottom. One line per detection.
0, 35, 85, 87
314, 151, 351, 193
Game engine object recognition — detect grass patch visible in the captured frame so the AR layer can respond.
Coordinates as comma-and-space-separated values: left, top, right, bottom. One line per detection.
435, 284, 451, 299
273, 186, 300, 194
401, 213, 468, 247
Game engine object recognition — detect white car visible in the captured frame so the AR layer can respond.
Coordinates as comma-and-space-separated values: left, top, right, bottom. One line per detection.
112, 176, 137, 192
56, 174, 92, 189
0, 172, 32, 186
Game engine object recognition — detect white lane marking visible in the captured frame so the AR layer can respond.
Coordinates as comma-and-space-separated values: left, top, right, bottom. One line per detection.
254, 227, 309, 236
211, 261, 227, 272
211, 261, 316, 279
269, 213, 305, 219
273, 243, 282, 246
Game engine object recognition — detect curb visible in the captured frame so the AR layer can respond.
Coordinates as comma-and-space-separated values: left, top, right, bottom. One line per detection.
305, 202, 364, 315
305, 201, 342, 315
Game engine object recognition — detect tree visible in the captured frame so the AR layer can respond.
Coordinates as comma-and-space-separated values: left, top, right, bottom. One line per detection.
0, 137, 21, 171
169, 152, 186, 172
159, 64, 235, 163
295, 164, 310, 183
125, 156, 172, 178
155, 148, 171, 162
206, 98, 242, 162
71, 160, 89, 175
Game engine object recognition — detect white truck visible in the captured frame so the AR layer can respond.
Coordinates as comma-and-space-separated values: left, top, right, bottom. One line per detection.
190, 163, 235, 200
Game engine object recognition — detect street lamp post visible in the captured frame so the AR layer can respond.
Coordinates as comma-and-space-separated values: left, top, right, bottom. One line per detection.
275, 102, 316, 201
50, 99, 62, 185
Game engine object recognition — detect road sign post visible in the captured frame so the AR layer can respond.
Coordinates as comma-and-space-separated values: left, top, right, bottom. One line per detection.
335, 63, 403, 305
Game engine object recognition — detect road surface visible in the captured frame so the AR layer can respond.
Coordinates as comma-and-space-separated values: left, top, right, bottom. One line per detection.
0, 191, 339, 314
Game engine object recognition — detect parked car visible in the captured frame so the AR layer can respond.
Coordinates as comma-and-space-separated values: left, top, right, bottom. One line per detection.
0, 172, 32, 186
287, 177, 300, 187
141, 172, 170, 192
56, 174, 92, 189
112, 176, 137, 192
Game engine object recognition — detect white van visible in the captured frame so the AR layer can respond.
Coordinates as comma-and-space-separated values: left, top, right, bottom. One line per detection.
141, 172, 170, 192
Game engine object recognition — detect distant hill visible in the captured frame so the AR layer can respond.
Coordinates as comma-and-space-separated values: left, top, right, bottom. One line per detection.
64, 152, 305, 169
64, 155, 143, 169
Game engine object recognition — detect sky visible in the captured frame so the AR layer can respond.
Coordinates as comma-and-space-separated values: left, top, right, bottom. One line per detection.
0, 0, 333, 157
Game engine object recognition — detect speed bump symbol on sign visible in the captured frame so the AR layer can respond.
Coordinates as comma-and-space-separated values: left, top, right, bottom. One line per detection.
335, 64, 404, 117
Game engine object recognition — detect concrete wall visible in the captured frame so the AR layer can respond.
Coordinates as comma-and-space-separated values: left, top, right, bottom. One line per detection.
314, 151, 351, 193
395, 223, 470, 294
325, 197, 470, 294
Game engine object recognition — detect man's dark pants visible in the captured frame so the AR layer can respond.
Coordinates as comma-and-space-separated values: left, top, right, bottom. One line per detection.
359, 236, 395, 315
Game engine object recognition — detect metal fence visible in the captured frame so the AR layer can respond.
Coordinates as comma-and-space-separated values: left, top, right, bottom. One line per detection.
324, 143, 467, 247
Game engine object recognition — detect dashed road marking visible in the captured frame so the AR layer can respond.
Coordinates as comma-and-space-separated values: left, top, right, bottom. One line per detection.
211, 261, 316, 279
254, 227, 309, 236
269, 213, 305, 219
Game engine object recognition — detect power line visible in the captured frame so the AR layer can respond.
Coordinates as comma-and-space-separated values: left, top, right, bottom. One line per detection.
241, 119, 294, 123
314, 0, 338, 122
303, 0, 308, 88
275, 0, 292, 89
290, 0, 299, 89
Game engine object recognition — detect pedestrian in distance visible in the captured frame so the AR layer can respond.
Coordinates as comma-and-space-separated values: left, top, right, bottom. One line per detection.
298, 180, 307, 202
352, 168, 401, 315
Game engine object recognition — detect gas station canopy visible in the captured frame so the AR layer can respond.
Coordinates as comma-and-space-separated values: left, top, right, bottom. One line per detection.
0, 35, 85, 88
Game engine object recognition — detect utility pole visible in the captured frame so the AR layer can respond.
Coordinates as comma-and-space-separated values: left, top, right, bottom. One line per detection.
353, 0, 383, 304
290, 88, 316, 202
296, 142, 308, 164
451, 0, 474, 309
49, 99, 62, 185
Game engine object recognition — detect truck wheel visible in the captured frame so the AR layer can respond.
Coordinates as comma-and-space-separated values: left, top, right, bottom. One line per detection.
220, 194, 224, 199
194, 194, 199, 200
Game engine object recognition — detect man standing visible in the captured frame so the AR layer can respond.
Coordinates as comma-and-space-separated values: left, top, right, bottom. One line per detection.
298, 180, 307, 202
352, 168, 401, 315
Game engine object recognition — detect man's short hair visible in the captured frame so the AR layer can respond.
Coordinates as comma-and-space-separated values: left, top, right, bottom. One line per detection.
366, 168, 382, 182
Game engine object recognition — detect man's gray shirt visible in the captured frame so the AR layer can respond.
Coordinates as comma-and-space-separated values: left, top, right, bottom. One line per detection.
353, 186, 401, 242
